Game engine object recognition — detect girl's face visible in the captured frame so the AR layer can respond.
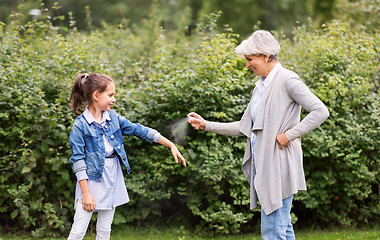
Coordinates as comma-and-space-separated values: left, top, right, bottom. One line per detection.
245, 54, 269, 77
94, 82, 116, 112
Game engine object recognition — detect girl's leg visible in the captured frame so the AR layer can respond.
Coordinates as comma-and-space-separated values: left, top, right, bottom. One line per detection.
68, 204, 93, 240
95, 208, 116, 240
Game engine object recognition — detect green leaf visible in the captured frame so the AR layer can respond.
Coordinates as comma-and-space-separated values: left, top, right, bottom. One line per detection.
11, 209, 19, 219
21, 166, 31, 174
41, 140, 49, 153
141, 208, 150, 220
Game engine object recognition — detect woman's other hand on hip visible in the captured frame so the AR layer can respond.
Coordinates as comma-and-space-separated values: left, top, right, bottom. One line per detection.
276, 132, 290, 150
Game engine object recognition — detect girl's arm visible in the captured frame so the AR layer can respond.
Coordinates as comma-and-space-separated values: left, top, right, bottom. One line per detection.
69, 123, 95, 211
157, 136, 186, 167
79, 179, 96, 212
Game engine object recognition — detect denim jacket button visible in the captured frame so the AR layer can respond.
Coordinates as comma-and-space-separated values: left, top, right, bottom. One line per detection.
117, 146, 121, 150
123, 157, 126, 160
111, 135, 114, 139
105, 126, 108, 129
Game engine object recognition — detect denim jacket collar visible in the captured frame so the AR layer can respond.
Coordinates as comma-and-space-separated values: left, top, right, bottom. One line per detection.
83, 107, 111, 125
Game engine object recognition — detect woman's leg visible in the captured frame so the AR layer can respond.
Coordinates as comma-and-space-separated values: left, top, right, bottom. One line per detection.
260, 195, 295, 240
67, 205, 93, 240
95, 208, 116, 240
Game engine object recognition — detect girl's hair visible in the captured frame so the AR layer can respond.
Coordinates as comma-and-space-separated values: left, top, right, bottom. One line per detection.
70, 73, 115, 115
235, 30, 280, 62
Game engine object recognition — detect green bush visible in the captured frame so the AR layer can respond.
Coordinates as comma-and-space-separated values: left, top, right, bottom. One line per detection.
280, 21, 379, 226
118, 27, 256, 234
0, 6, 378, 238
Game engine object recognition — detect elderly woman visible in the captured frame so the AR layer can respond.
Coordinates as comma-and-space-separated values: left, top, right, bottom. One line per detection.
188, 30, 329, 239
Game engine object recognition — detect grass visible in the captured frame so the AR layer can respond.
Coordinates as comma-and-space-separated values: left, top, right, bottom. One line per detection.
108, 227, 380, 240
1, 227, 379, 240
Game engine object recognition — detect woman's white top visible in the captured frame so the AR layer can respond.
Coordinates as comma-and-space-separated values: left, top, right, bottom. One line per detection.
249, 62, 281, 178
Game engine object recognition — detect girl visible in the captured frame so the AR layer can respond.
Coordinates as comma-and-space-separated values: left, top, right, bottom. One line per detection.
68, 73, 186, 240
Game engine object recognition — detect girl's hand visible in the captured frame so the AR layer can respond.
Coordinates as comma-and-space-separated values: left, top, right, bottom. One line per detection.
82, 191, 95, 212
187, 112, 206, 130
170, 145, 186, 167
276, 131, 290, 150
79, 179, 95, 212
157, 136, 187, 167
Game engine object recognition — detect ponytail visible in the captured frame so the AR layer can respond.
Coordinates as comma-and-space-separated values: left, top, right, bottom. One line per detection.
70, 74, 88, 115
70, 73, 114, 115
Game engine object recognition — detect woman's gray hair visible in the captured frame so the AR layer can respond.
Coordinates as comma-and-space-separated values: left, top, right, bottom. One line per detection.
235, 30, 280, 61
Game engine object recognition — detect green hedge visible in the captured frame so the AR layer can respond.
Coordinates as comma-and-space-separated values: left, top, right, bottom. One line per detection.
280, 22, 379, 226
0, 10, 378, 237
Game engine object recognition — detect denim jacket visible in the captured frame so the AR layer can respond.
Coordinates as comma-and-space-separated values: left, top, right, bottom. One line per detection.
69, 109, 160, 182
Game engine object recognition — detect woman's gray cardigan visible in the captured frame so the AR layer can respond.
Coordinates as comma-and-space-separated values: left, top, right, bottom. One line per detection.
205, 67, 329, 215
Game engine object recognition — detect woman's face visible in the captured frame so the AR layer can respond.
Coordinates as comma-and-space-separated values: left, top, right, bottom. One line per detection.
245, 54, 269, 77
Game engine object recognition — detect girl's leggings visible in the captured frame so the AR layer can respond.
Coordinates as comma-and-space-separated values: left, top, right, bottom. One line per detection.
67, 204, 115, 240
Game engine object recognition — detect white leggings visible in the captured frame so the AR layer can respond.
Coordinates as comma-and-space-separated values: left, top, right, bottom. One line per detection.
67, 205, 116, 240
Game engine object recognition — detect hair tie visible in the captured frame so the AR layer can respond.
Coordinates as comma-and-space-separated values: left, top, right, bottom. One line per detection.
81, 73, 88, 83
